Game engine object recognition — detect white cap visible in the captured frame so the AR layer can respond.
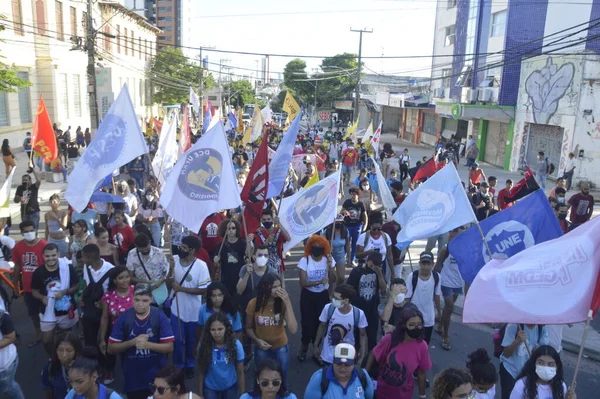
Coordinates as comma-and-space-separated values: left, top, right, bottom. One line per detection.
333, 343, 356, 365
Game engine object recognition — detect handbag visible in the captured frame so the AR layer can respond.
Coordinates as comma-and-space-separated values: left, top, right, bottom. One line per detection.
136, 250, 169, 305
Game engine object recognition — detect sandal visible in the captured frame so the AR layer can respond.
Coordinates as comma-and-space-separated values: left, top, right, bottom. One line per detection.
442, 339, 451, 351
297, 347, 307, 362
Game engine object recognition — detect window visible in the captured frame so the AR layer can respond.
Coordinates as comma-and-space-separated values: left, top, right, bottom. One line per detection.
17, 72, 32, 123
138, 37, 142, 59
455, 66, 472, 87
73, 74, 81, 117
160, 25, 172, 32
491, 10, 507, 37
157, 6, 172, 11
0, 93, 8, 127
158, 16, 172, 22
69, 6, 76, 36
12, 0, 24, 35
35, 0, 46, 35
447, 0, 457, 8
444, 25, 455, 46
116, 25, 121, 53
58, 73, 69, 118
104, 26, 111, 51
131, 30, 135, 57
124, 27, 128, 55
55, 1, 64, 40
82, 11, 87, 32
442, 69, 452, 88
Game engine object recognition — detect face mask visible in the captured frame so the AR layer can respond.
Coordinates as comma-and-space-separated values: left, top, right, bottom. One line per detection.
362, 185, 369, 190
558, 213, 568, 220
179, 249, 190, 258
535, 365, 557, 381
311, 246, 325, 257
255, 256, 268, 267
406, 327, 423, 339
23, 232, 36, 241
557, 197, 565, 203
262, 221, 274, 229
331, 298, 344, 309
146, 195, 155, 202
394, 293, 405, 304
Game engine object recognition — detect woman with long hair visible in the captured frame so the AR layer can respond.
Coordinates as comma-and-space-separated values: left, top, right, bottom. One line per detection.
41, 334, 82, 399
197, 282, 243, 342
150, 365, 201, 399
296, 235, 336, 362
95, 227, 119, 266
45, 193, 69, 257
1, 139, 16, 177
431, 368, 473, 399
240, 359, 297, 399
246, 273, 297, 383
110, 211, 135, 265
509, 345, 576, 399
137, 188, 162, 248
467, 348, 497, 398
64, 347, 123, 398
324, 216, 350, 284
197, 312, 245, 399
213, 219, 247, 296
358, 177, 376, 212
366, 305, 432, 399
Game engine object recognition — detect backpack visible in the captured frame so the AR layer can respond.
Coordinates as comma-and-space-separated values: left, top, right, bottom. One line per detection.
320, 365, 368, 395
122, 307, 161, 342
546, 158, 555, 175
81, 266, 111, 321
493, 324, 544, 358
325, 304, 361, 350
0, 242, 12, 262
409, 271, 440, 302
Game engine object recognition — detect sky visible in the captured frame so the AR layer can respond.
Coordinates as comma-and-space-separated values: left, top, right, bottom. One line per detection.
190, 0, 438, 83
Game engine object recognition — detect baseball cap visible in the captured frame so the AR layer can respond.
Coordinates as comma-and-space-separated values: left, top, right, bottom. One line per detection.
420, 251, 434, 263
333, 343, 356, 365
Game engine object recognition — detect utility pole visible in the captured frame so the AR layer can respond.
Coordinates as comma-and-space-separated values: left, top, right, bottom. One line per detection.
87, 0, 99, 134
198, 46, 203, 116
350, 28, 372, 123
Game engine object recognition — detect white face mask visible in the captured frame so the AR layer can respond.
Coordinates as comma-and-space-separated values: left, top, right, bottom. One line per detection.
255, 256, 268, 267
23, 232, 36, 241
362, 185, 369, 190
331, 298, 344, 309
394, 293, 406, 304
535, 365, 557, 381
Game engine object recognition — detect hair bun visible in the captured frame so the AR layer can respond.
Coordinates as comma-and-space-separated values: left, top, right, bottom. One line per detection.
467, 348, 491, 367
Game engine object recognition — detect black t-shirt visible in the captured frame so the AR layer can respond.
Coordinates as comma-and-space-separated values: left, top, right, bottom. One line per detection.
0, 313, 15, 342
15, 184, 40, 215
219, 238, 247, 297
472, 192, 492, 221
30, 264, 78, 315
342, 199, 366, 227
347, 266, 380, 319
388, 304, 405, 328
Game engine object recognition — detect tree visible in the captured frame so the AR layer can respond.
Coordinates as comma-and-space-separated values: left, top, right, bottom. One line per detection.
317, 53, 360, 105
150, 47, 213, 104
0, 19, 31, 92
224, 79, 255, 108
283, 59, 313, 104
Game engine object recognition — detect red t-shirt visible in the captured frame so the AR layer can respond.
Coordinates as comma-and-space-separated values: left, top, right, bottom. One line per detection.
341, 148, 359, 167
497, 188, 513, 210
193, 247, 215, 276
111, 225, 135, 255
200, 213, 226, 254
315, 153, 327, 172
12, 239, 48, 292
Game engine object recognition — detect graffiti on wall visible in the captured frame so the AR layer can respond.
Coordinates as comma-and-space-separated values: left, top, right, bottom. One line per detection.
517, 122, 529, 169
524, 57, 575, 124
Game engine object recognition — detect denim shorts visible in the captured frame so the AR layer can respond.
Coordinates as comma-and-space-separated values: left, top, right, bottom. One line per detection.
441, 285, 463, 298
342, 165, 352, 174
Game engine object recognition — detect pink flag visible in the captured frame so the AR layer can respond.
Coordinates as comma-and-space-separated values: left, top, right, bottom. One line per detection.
463, 216, 600, 325
179, 105, 191, 156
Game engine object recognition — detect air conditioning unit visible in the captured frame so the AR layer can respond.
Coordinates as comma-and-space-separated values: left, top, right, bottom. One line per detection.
461, 88, 477, 103
478, 88, 493, 102
434, 88, 445, 98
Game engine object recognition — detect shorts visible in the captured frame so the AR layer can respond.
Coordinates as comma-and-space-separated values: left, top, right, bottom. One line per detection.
23, 292, 40, 317
342, 165, 352, 174
40, 312, 79, 332
441, 285, 463, 298
332, 250, 347, 265
382, 158, 393, 167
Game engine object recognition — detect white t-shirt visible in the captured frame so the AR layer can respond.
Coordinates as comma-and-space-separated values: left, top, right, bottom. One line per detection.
440, 254, 463, 289
0, 314, 17, 371
83, 260, 115, 292
170, 256, 211, 323
357, 232, 391, 259
474, 385, 496, 399
546, 325, 563, 353
509, 378, 566, 399
123, 193, 138, 216
406, 271, 442, 327
318, 304, 368, 364
297, 256, 336, 293
0, 235, 16, 270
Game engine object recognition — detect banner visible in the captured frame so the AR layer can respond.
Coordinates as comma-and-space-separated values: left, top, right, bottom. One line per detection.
237, 107, 244, 132
0, 167, 15, 218
32, 94, 58, 163
371, 121, 382, 154
66, 84, 147, 212
371, 157, 395, 211
506, 167, 540, 205
241, 129, 269, 234
202, 105, 212, 135
160, 122, 241, 232
449, 190, 563, 285
189, 87, 200, 115
261, 104, 273, 123
244, 103, 264, 144
178, 105, 192, 156
344, 116, 359, 140
463, 216, 600, 324
226, 111, 237, 132
279, 171, 341, 252
412, 157, 440, 182
152, 113, 179, 187
394, 163, 476, 243
283, 92, 300, 123
266, 112, 302, 199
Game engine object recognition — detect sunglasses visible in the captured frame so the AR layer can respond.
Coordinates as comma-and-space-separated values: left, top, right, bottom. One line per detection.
260, 379, 282, 388
227, 227, 237, 230
150, 383, 170, 395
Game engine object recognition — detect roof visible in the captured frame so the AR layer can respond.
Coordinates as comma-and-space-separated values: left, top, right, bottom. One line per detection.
98, 1, 162, 34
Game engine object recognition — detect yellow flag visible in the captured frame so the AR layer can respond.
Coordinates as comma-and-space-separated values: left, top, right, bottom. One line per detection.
362, 121, 374, 148
145, 114, 154, 137
237, 107, 244, 132
283, 92, 300, 122
344, 115, 360, 140
304, 172, 320, 188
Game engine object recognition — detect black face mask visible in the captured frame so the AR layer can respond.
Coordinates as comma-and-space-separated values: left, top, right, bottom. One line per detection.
262, 221, 274, 229
406, 327, 423, 339
311, 246, 325, 257
179, 249, 191, 258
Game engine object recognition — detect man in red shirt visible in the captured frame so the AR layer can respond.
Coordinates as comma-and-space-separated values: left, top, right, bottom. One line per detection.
497, 179, 514, 210
341, 140, 358, 185
568, 182, 594, 229
248, 209, 290, 275
199, 211, 226, 260
12, 220, 48, 347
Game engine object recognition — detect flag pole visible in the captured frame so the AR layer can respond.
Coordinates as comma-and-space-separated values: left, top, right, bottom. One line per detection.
570, 309, 593, 390
474, 220, 494, 259
407, 247, 414, 273
240, 210, 255, 288
214, 214, 231, 282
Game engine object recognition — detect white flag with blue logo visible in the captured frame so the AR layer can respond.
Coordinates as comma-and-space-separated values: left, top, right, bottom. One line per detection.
189, 87, 200, 115
159, 121, 242, 232
66, 84, 147, 212
393, 163, 476, 243
266, 111, 302, 199
152, 112, 179, 187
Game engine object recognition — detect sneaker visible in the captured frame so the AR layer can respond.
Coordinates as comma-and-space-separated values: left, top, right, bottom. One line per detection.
103, 372, 114, 385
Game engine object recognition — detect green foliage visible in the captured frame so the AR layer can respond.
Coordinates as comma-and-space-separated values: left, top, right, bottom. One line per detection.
0, 17, 32, 92
317, 53, 359, 104
224, 80, 256, 108
283, 59, 313, 104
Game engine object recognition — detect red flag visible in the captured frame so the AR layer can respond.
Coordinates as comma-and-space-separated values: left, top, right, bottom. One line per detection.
32, 94, 58, 163
241, 130, 269, 234
179, 105, 192, 156
412, 157, 438, 182
505, 166, 540, 204
154, 117, 163, 133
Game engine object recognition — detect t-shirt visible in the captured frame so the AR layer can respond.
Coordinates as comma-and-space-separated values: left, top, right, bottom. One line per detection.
200, 213, 226, 254
203, 340, 245, 391
297, 256, 335, 293
509, 378, 566, 399
218, 238, 247, 297
341, 148, 359, 167
347, 266, 382, 322
372, 334, 432, 399
12, 239, 47, 292
71, 209, 98, 235
500, 324, 549, 378
102, 286, 134, 327
108, 310, 175, 392
405, 272, 442, 327
83, 260, 115, 292
41, 362, 71, 399
246, 297, 288, 349
253, 228, 287, 273
15, 184, 40, 215
30, 264, 78, 315
123, 193, 138, 216
318, 304, 368, 364
342, 199, 365, 228
357, 232, 391, 259
439, 253, 463, 289
197, 304, 243, 332
568, 193, 594, 224
170, 256, 211, 323
238, 266, 277, 307
111, 225, 135, 255
240, 394, 298, 399
304, 367, 374, 399
388, 304, 405, 328
474, 385, 496, 399
64, 385, 123, 399
0, 313, 16, 372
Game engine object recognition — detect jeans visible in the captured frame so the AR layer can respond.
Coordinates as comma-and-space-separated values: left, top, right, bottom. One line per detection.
255, 345, 289, 383
0, 357, 25, 399
35, 156, 44, 171
345, 223, 363, 262
23, 211, 40, 230
204, 383, 238, 399
147, 222, 162, 249
563, 170, 574, 191
170, 314, 197, 368
537, 174, 547, 190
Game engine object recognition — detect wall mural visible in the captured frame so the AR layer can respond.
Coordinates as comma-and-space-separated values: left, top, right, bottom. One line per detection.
524, 57, 575, 124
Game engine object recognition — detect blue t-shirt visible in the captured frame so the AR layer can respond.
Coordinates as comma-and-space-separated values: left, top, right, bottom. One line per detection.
40, 363, 70, 399
108, 310, 175, 393
304, 367, 374, 399
64, 384, 123, 398
500, 324, 549, 379
204, 339, 245, 391
240, 394, 298, 399
71, 209, 98, 235
197, 304, 243, 332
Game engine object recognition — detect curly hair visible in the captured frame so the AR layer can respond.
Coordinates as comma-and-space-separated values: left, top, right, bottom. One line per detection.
303, 234, 331, 258
206, 282, 237, 317
466, 348, 497, 386
516, 345, 565, 399
431, 368, 473, 399
197, 312, 238, 373
217, 219, 241, 238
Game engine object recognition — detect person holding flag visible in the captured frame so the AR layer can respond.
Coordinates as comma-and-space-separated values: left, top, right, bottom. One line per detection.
247, 210, 290, 276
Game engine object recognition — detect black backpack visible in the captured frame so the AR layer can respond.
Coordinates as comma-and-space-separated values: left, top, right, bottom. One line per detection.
409, 271, 440, 302
493, 324, 544, 358
320, 365, 368, 395
0, 242, 11, 262
81, 266, 111, 321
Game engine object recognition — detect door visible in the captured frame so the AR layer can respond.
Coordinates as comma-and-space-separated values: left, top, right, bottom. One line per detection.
483, 121, 509, 167
526, 124, 563, 178
382, 106, 402, 134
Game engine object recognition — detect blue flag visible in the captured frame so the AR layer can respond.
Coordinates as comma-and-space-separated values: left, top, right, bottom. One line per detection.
226, 111, 237, 132
93, 174, 113, 191
65, 84, 148, 212
449, 189, 563, 285
266, 110, 303, 199
202, 106, 212, 134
